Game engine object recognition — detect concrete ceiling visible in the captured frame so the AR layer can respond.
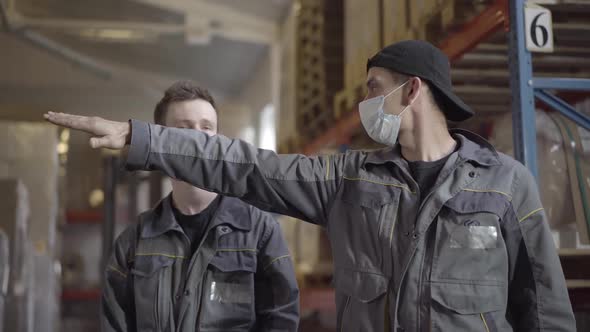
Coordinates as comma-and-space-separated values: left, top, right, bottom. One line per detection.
43, 32, 268, 97
1, 0, 291, 100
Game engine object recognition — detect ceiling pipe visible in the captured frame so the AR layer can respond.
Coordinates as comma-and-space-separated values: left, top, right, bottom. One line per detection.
0, 0, 111, 79
0, 0, 12, 30
19, 30, 112, 79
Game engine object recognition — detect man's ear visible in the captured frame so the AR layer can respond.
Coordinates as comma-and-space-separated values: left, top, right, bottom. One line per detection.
405, 77, 422, 105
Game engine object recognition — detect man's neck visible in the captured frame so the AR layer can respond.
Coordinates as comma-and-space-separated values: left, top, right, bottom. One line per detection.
398, 113, 456, 162
171, 181, 218, 215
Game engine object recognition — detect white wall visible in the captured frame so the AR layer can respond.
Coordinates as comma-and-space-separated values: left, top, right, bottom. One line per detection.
218, 47, 273, 146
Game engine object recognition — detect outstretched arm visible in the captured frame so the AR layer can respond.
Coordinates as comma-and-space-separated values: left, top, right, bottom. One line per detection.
44, 113, 345, 225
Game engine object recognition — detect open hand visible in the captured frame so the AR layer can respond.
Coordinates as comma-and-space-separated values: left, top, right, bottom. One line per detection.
44, 112, 131, 149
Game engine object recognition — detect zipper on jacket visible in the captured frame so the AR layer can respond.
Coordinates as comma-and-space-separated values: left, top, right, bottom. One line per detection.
173, 233, 191, 323
174, 214, 214, 329
339, 295, 351, 332
155, 275, 161, 330
188, 204, 225, 331
384, 290, 391, 332
480, 313, 491, 332
172, 231, 190, 326
417, 222, 437, 332
176, 234, 211, 331
415, 240, 427, 332
413, 162, 465, 332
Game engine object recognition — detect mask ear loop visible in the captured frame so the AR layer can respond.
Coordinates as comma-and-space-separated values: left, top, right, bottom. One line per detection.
384, 79, 411, 117
396, 104, 411, 118
383, 80, 410, 99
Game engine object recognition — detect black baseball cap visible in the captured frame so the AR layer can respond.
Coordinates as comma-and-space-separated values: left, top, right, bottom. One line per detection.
367, 40, 473, 122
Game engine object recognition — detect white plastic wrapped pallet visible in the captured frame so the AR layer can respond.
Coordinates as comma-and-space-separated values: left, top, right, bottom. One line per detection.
0, 122, 59, 332
489, 110, 590, 247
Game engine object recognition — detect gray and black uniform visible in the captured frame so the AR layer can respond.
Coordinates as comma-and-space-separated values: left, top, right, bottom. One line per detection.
102, 194, 299, 332
124, 120, 575, 331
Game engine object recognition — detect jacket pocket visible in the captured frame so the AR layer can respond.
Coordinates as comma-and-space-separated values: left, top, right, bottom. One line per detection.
334, 180, 401, 271
432, 201, 507, 285
131, 254, 176, 332
430, 282, 507, 332
334, 268, 389, 332
199, 250, 257, 331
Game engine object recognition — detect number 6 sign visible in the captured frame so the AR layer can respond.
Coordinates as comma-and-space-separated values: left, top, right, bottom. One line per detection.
524, 4, 554, 53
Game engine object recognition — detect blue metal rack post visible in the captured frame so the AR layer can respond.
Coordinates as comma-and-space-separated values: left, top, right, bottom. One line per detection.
508, 0, 590, 179
508, 0, 538, 178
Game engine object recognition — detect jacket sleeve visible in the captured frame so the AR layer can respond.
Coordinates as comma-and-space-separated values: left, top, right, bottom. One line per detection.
254, 213, 299, 331
125, 120, 345, 226
504, 166, 575, 331
101, 226, 137, 332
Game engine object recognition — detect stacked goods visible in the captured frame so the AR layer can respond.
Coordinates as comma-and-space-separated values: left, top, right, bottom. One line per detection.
293, 0, 344, 147
295, 0, 327, 143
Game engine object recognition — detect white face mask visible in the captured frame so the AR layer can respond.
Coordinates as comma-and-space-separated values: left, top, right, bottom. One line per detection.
359, 80, 410, 146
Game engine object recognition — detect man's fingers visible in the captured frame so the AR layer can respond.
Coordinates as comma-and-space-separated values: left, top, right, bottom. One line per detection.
45, 112, 129, 150
44, 112, 102, 135
44, 112, 89, 130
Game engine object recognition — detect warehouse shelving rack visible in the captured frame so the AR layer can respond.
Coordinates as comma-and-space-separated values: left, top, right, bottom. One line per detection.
508, 2, 590, 321
508, 0, 590, 179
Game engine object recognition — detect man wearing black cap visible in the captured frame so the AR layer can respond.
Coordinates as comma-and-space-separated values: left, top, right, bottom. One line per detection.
46, 40, 575, 331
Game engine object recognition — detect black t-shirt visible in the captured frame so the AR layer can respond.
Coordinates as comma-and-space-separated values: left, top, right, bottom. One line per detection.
406, 144, 457, 201
172, 196, 221, 255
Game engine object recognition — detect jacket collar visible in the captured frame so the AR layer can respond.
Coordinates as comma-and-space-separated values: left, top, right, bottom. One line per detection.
364, 128, 501, 167
140, 194, 252, 239
452, 129, 501, 166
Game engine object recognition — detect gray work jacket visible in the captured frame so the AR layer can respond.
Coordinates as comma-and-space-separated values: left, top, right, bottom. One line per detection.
101, 194, 299, 332
125, 120, 575, 331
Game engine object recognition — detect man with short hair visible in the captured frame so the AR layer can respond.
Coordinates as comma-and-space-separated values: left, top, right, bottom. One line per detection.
100, 81, 299, 332
47, 40, 575, 331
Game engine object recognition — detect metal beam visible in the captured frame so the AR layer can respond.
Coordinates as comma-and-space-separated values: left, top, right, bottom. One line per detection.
453, 68, 510, 79
532, 78, 590, 91
454, 69, 590, 81
459, 53, 508, 66
553, 22, 590, 32
13, 16, 184, 34
454, 86, 511, 95
508, 0, 538, 178
461, 94, 512, 104
475, 43, 590, 56
439, 0, 508, 60
459, 53, 590, 69
470, 105, 511, 113
535, 90, 590, 131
